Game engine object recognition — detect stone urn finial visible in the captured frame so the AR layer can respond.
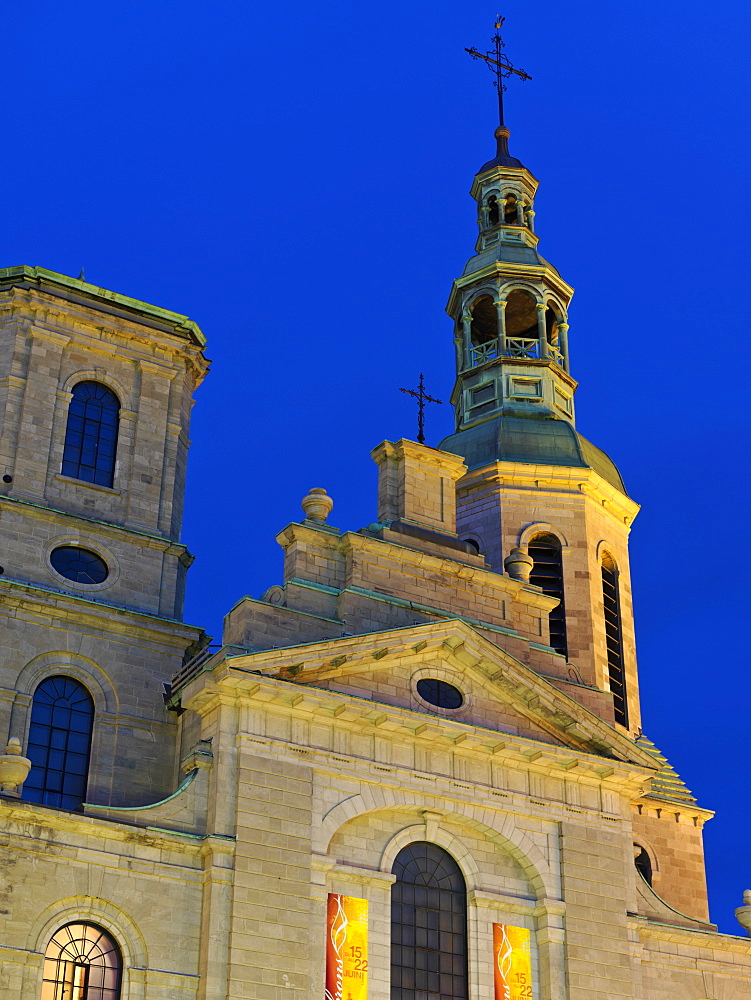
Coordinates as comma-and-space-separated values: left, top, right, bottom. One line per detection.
735, 890, 751, 936
301, 487, 334, 524
504, 547, 534, 583
0, 737, 32, 797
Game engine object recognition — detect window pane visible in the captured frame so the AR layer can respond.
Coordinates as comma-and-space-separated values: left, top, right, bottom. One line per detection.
391, 843, 468, 1000
24, 677, 93, 811
43, 923, 122, 1000
61, 381, 119, 487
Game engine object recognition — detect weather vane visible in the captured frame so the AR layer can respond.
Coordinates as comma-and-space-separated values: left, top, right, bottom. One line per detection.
465, 16, 532, 127
399, 374, 443, 445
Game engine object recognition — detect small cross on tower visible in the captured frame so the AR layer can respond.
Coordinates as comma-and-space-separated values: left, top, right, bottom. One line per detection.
465, 15, 532, 127
399, 374, 443, 445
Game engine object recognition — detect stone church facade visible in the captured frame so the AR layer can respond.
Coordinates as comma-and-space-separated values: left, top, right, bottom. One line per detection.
0, 105, 749, 1000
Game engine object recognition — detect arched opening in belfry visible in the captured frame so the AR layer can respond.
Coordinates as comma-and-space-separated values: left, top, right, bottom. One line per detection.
528, 532, 568, 658
487, 195, 499, 227
545, 305, 561, 346
503, 193, 520, 224
469, 295, 497, 346
634, 845, 653, 886
504, 290, 538, 340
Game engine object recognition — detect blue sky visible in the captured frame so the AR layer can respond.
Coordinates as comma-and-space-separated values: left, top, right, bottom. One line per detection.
4, 1, 750, 933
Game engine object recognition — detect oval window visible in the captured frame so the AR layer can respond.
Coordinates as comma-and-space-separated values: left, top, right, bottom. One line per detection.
416, 678, 464, 710
50, 546, 108, 584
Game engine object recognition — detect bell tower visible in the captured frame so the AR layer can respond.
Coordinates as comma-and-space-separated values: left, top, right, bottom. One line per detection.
442, 26, 642, 735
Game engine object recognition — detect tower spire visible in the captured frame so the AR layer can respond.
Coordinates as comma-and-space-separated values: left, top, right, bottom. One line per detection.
465, 16, 532, 166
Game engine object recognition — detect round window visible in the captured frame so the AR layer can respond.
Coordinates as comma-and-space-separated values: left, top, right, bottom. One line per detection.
416, 678, 464, 710
50, 546, 108, 585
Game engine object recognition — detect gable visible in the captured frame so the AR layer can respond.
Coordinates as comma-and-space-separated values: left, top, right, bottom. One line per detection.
315, 659, 567, 747
207, 619, 656, 768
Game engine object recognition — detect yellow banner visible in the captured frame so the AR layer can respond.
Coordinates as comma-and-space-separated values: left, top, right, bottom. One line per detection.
493, 923, 533, 1000
325, 893, 368, 1000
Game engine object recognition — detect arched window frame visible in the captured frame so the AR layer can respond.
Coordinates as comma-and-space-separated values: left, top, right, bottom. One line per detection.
41, 921, 123, 1000
601, 551, 628, 727
61, 380, 121, 488
24, 675, 95, 810
390, 841, 469, 1000
526, 530, 568, 659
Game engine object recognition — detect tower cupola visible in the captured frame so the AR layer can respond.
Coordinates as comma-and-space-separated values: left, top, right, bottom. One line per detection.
442, 21, 584, 469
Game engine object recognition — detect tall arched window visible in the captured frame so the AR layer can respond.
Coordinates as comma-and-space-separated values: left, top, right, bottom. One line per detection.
602, 553, 628, 726
391, 842, 468, 1000
61, 381, 120, 488
24, 676, 94, 810
42, 922, 122, 999
528, 533, 568, 658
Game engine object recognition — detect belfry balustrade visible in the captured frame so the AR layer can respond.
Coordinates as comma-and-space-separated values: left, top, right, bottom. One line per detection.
467, 338, 566, 368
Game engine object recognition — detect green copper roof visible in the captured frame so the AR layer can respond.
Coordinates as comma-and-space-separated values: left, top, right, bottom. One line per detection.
461, 243, 560, 278
635, 735, 697, 805
439, 415, 628, 495
0, 265, 206, 347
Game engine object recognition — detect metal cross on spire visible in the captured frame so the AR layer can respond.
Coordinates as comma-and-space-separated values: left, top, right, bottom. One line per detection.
399, 374, 443, 445
465, 16, 532, 128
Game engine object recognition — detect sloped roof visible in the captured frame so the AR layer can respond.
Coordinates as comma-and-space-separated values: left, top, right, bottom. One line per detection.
439, 415, 628, 495
636, 735, 697, 805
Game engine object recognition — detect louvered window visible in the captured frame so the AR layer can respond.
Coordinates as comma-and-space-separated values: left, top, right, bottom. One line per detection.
602, 555, 628, 726
528, 533, 567, 658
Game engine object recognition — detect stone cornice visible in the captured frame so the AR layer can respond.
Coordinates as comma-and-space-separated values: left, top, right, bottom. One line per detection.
0, 576, 203, 645
0, 795, 212, 854
0, 493, 190, 550
185, 620, 657, 787
630, 915, 751, 956
459, 461, 640, 526
0, 266, 207, 347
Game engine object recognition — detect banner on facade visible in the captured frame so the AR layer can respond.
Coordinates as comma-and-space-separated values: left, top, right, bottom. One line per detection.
493, 923, 533, 1000
325, 893, 368, 1000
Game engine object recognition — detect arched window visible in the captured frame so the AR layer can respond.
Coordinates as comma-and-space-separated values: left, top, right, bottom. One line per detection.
528, 533, 568, 658
545, 305, 560, 346
504, 290, 539, 344
391, 842, 468, 1000
24, 676, 94, 810
503, 193, 519, 224
487, 195, 500, 227
469, 295, 498, 346
602, 553, 628, 726
61, 381, 120, 488
42, 922, 122, 999
634, 844, 652, 886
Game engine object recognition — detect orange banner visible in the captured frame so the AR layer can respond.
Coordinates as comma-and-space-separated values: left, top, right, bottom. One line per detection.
325, 893, 368, 1000
493, 923, 533, 1000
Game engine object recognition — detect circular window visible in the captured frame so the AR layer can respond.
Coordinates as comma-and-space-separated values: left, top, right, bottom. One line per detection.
416, 678, 464, 710
50, 546, 108, 584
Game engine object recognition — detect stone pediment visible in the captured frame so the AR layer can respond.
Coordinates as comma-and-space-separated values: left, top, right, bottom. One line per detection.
193, 619, 656, 771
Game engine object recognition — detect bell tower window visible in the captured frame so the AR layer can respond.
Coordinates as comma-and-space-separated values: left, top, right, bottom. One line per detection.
487, 195, 500, 227
505, 290, 537, 338
545, 306, 560, 346
602, 554, 628, 726
61, 381, 120, 488
634, 845, 652, 886
528, 533, 567, 658
503, 193, 519, 224
469, 296, 497, 347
